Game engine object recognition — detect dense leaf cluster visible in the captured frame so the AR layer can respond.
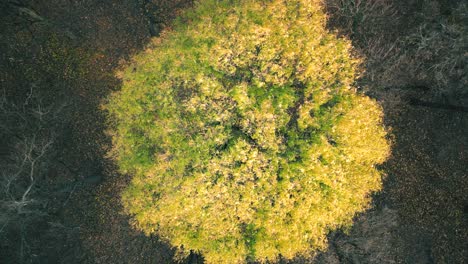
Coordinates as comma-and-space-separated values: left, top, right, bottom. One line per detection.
107, 0, 390, 263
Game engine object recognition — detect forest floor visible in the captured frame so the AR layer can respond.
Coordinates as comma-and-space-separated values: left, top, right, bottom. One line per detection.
0, 0, 466, 263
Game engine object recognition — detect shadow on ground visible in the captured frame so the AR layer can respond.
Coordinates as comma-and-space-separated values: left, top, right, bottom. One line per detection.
311, 1, 467, 263
1, 0, 191, 263
1, 0, 466, 263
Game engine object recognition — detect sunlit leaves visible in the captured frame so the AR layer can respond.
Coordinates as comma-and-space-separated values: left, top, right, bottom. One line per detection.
107, 0, 390, 263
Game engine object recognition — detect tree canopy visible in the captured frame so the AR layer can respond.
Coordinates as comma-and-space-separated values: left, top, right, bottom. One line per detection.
106, 0, 390, 263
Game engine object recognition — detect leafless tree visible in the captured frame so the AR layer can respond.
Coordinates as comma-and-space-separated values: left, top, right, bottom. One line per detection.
0, 85, 57, 263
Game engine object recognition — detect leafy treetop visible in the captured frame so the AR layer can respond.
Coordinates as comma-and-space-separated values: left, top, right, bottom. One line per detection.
107, 0, 390, 263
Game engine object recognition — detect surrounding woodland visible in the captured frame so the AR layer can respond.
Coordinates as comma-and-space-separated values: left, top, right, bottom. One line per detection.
0, 0, 467, 263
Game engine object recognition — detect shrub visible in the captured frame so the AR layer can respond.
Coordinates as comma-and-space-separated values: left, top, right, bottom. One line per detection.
107, 0, 390, 263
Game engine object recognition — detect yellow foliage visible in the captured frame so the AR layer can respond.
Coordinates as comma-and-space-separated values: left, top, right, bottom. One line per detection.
107, 0, 391, 263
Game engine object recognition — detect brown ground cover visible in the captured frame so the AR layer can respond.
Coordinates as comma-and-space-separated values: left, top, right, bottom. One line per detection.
0, 0, 466, 263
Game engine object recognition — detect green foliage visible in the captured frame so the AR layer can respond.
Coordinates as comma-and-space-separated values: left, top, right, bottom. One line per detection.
107, 0, 390, 263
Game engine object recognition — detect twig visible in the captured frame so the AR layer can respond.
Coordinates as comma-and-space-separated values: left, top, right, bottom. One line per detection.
409, 98, 468, 113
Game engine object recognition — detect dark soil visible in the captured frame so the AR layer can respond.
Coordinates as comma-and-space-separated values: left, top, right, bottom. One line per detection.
0, 0, 466, 263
